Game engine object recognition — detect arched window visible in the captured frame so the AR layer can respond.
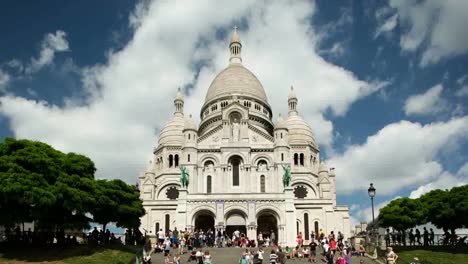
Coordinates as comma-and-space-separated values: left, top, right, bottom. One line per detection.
304, 213, 310, 240
188, 134, 191, 140
207, 176, 212, 193
260, 175, 265, 193
230, 156, 241, 186
300, 153, 304, 166
294, 153, 298, 165
174, 155, 179, 167
165, 214, 170, 233
280, 133, 283, 139
314, 221, 319, 237
296, 220, 300, 235
257, 160, 267, 171
188, 154, 191, 162
281, 153, 284, 161
169, 155, 173, 167
155, 222, 160, 233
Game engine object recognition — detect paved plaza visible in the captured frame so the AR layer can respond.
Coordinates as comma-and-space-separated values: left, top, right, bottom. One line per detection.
150, 247, 376, 264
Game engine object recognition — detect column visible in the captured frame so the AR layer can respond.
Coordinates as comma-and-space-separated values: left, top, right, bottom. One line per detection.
284, 186, 296, 246
247, 201, 257, 242
176, 187, 188, 230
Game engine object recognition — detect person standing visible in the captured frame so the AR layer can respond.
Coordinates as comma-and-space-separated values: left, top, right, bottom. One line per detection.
309, 239, 317, 263
297, 232, 303, 247
423, 227, 429, 246
269, 250, 278, 264
386, 247, 398, 264
203, 250, 212, 264
270, 231, 276, 246
258, 247, 264, 264
429, 228, 435, 246
415, 229, 422, 246
277, 248, 285, 264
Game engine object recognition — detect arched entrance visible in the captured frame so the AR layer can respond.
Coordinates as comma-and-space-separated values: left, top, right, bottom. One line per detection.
193, 210, 215, 232
257, 210, 279, 245
225, 210, 247, 238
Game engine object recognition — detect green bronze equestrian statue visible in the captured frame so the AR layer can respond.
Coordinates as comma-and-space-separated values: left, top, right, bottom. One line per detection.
179, 165, 189, 188
282, 164, 291, 188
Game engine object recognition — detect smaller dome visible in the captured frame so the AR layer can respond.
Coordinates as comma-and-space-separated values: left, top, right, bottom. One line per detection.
285, 115, 315, 144
158, 115, 185, 145
274, 114, 288, 130
184, 114, 198, 131
318, 162, 329, 173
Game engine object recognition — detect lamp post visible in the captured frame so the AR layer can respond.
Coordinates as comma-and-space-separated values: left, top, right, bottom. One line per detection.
368, 183, 376, 223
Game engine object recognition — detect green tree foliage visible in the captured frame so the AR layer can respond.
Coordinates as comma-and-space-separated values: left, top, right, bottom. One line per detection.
378, 197, 426, 231
378, 184, 468, 231
421, 185, 468, 231
92, 179, 144, 231
0, 138, 144, 231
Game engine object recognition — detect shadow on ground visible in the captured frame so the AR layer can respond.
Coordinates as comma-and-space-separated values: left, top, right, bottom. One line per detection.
0, 243, 139, 263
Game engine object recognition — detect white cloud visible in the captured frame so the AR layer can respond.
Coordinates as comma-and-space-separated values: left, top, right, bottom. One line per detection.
0, 1, 384, 182
329, 116, 468, 195
0, 70, 10, 91
455, 85, 468, 97
404, 84, 447, 115
375, 11, 398, 39
351, 197, 398, 224
377, 0, 468, 66
25, 30, 69, 74
409, 171, 467, 199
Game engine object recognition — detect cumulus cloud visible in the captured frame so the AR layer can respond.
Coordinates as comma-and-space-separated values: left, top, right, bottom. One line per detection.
455, 86, 468, 97
404, 84, 447, 115
25, 30, 69, 74
409, 170, 467, 199
329, 116, 468, 195
376, 0, 468, 66
0, 1, 384, 182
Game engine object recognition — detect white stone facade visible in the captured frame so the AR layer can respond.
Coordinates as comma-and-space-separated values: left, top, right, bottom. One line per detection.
139, 29, 350, 246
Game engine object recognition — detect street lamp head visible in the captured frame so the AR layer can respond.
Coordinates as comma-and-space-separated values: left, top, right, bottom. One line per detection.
368, 183, 376, 198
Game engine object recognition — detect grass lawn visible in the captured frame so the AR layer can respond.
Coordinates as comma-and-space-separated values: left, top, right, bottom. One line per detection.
383, 247, 468, 264
0, 244, 139, 264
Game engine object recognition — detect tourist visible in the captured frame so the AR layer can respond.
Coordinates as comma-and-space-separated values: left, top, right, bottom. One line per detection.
258, 247, 264, 264
196, 248, 204, 264
386, 247, 398, 264
277, 248, 285, 264
258, 233, 264, 246
410, 257, 420, 264
217, 229, 222, 248
344, 249, 351, 264
264, 236, 270, 247
319, 229, 325, 240
283, 246, 291, 259
179, 234, 186, 255
164, 237, 172, 256
174, 254, 181, 264
385, 229, 391, 247
415, 229, 422, 245
297, 232, 303, 247
165, 253, 173, 264
270, 231, 276, 246
303, 246, 309, 259
358, 244, 365, 257
429, 228, 435, 246
336, 252, 345, 264
203, 250, 212, 264
325, 248, 333, 264
423, 227, 429, 246
143, 238, 153, 264
309, 239, 317, 263
409, 229, 415, 246
329, 238, 337, 257
328, 231, 335, 241
269, 250, 278, 264
238, 252, 248, 264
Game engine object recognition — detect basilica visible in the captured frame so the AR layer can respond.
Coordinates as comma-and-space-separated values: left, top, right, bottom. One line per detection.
138, 28, 350, 246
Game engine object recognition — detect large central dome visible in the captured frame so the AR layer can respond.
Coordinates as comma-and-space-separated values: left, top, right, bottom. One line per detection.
205, 63, 268, 103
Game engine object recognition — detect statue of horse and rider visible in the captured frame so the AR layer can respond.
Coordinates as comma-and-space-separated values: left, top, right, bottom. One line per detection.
179, 165, 189, 188
282, 164, 291, 188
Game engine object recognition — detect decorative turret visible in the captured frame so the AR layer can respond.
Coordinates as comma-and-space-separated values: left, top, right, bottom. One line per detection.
288, 86, 298, 116
229, 26, 242, 64
174, 87, 184, 116
274, 113, 288, 146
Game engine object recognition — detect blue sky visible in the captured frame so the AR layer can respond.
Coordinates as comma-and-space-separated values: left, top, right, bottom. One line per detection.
0, 0, 467, 225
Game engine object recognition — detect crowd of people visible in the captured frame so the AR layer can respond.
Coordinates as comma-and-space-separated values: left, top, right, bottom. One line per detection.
140, 227, 369, 264
384, 227, 466, 247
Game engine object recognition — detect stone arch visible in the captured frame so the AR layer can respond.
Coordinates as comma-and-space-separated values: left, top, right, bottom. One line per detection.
252, 154, 273, 167
191, 208, 216, 231
224, 206, 248, 236
156, 181, 181, 200
291, 180, 318, 198
256, 205, 282, 224
199, 154, 220, 166
224, 153, 248, 164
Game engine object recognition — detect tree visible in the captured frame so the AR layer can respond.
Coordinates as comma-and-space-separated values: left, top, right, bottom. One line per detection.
91, 179, 145, 232
0, 138, 96, 230
421, 185, 468, 232
378, 197, 426, 231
